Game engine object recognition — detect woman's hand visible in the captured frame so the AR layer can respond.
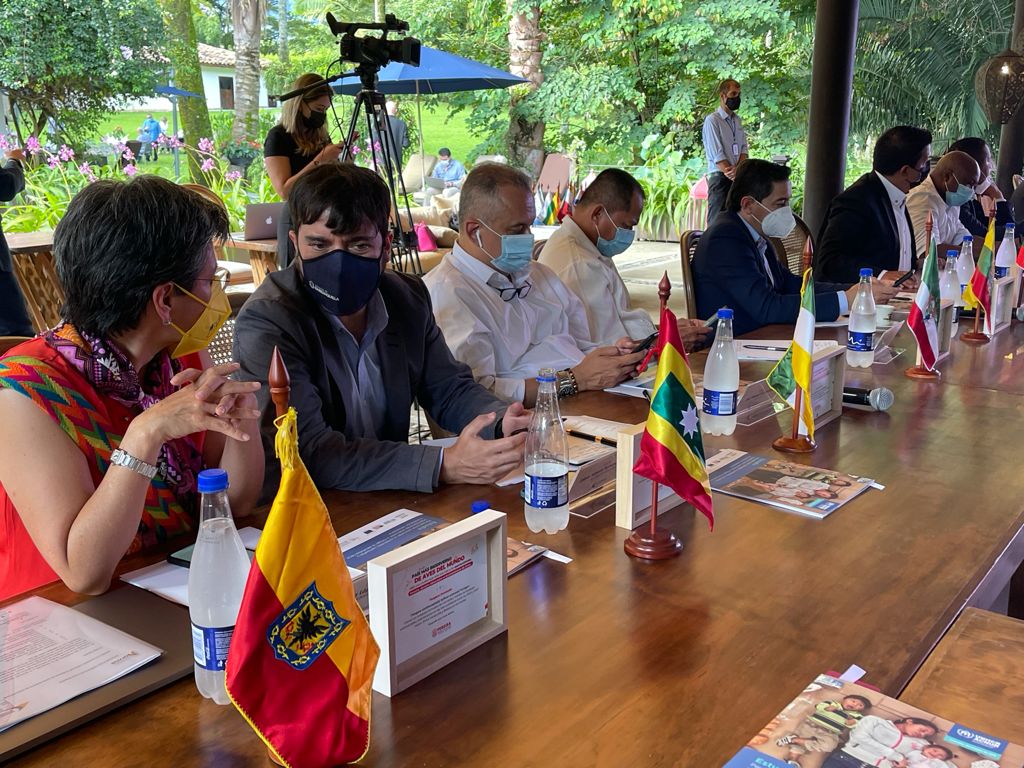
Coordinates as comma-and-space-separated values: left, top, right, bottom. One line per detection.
318, 142, 345, 164
138, 363, 260, 444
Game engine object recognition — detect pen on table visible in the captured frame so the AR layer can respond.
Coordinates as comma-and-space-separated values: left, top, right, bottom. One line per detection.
742, 344, 789, 352
565, 429, 617, 446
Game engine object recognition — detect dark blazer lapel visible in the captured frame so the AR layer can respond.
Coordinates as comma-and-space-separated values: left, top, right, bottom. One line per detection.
869, 172, 899, 243
378, 312, 410, 441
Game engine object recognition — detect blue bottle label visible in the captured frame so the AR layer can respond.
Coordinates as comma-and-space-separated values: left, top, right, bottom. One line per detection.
191, 623, 234, 671
994, 266, 1009, 279
847, 330, 874, 352
702, 389, 737, 416
525, 473, 568, 508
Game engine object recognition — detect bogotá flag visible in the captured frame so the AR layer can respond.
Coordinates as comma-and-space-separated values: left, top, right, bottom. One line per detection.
908, 229, 941, 371
766, 269, 816, 440
226, 408, 379, 768
632, 306, 714, 530
964, 217, 994, 316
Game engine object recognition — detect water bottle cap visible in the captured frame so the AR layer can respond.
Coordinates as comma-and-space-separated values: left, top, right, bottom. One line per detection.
947, 249, 958, 259
963, 234, 973, 240
197, 468, 229, 493
471, 500, 490, 514
717, 308, 733, 319
536, 367, 556, 383
859, 268, 873, 278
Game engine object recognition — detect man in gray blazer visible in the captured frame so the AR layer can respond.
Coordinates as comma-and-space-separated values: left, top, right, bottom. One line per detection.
235, 164, 529, 497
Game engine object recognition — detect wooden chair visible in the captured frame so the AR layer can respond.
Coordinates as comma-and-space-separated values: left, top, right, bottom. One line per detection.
678, 230, 702, 319
0, 336, 32, 355
10, 247, 65, 333
768, 213, 813, 276
246, 248, 278, 287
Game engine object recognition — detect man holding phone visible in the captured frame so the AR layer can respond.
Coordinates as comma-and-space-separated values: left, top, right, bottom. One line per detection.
538, 168, 712, 352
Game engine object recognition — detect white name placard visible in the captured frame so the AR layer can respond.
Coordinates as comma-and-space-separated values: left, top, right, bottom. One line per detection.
367, 510, 507, 697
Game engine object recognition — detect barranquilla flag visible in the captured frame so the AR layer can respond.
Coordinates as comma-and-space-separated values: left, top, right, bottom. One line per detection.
766, 269, 816, 440
226, 408, 379, 768
907, 229, 941, 370
632, 305, 714, 530
963, 216, 994, 316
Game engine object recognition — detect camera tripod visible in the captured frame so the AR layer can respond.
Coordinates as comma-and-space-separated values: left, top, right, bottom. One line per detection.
338, 62, 422, 274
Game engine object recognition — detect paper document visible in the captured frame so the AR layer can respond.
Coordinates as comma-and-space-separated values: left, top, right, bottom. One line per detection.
734, 340, 839, 362
0, 597, 162, 733
815, 318, 849, 328
562, 415, 632, 442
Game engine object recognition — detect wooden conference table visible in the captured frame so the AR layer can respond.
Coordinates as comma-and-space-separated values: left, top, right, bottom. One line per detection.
12, 321, 1024, 766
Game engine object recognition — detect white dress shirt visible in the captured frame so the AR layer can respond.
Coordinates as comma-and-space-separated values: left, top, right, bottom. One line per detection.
875, 171, 914, 273
537, 216, 656, 344
906, 175, 970, 258
423, 243, 598, 402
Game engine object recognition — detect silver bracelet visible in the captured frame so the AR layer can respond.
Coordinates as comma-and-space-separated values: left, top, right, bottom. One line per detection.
109, 448, 159, 480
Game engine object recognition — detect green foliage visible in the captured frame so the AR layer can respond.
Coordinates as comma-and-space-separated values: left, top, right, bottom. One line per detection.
0, 0, 165, 142
632, 133, 705, 238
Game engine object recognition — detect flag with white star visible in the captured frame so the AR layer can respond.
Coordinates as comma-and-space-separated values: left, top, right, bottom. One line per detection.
633, 306, 714, 529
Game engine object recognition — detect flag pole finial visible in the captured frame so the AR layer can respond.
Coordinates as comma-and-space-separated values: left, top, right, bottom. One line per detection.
658, 272, 671, 311
269, 346, 291, 419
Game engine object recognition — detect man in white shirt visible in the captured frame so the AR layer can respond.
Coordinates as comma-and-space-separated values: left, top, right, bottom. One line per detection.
538, 168, 713, 350
821, 715, 938, 768
907, 150, 979, 260
424, 164, 644, 406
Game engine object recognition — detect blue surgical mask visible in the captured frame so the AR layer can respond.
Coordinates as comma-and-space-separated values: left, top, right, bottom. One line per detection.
476, 220, 535, 275
945, 173, 975, 207
595, 208, 635, 257
300, 248, 383, 316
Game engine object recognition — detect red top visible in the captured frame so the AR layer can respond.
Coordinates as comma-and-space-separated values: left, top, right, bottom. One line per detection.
0, 338, 205, 600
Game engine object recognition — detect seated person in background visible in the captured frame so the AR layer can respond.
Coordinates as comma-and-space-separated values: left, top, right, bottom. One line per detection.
947, 137, 1013, 239
235, 164, 529, 497
538, 168, 712, 350
691, 159, 895, 337
0, 176, 264, 600
816, 125, 933, 284
906, 150, 978, 260
424, 163, 644, 407
431, 147, 467, 188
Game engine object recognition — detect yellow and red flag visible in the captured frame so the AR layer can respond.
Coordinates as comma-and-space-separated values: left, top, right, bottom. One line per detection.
963, 217, 994, 317
632, 306, 714, 530
226, 408, 379, 768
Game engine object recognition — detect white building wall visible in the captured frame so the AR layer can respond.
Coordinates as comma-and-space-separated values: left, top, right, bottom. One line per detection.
130, 65, 268, 113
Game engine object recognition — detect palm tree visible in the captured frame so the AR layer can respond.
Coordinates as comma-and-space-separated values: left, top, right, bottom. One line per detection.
506, 1, 544, 176
230, 0, 266, 141
854, 0, 1014, 148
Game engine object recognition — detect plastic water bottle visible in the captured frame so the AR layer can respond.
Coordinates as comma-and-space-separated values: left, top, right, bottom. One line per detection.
940, 248, 960, 335
994, 222, 1015, 279
846, 268, 876, 368
956, 236, 972, 315
702, 308, 739, 436
524, 368, 569, 534
188, 469, 250, 705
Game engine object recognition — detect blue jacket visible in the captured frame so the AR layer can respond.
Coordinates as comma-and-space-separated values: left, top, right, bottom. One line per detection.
692, 211, 848, 336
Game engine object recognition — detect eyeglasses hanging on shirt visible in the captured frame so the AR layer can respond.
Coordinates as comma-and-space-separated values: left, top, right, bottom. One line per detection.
493, 281, 532, 302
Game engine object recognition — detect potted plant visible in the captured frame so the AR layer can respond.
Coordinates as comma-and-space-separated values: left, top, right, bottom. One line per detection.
220, 136, 263, 174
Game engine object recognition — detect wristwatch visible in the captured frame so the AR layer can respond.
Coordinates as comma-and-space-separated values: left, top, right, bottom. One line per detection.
555, 369, 579, 398
109, 448, 159, 480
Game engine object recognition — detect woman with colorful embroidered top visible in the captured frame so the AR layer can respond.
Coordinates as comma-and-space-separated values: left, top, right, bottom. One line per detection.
0, 176, 265, 599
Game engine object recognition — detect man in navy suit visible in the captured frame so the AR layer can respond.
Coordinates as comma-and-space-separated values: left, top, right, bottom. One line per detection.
692, 159, 895, 337
815, 126, 932, 285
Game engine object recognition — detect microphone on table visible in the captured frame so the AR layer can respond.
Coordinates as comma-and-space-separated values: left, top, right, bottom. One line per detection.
842, 386, 894, 412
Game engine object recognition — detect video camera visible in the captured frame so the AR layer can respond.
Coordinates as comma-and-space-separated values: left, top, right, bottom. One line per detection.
326, 13, 421, 70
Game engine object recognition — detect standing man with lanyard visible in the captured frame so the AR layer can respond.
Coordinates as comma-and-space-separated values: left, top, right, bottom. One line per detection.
702, 78, 748, 225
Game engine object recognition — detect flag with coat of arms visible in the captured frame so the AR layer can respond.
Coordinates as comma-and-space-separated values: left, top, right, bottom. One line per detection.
226, 407, 379, 768
907, 228, 941, 370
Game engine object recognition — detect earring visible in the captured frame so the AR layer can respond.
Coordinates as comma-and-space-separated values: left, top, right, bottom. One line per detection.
163, 318, 171, 326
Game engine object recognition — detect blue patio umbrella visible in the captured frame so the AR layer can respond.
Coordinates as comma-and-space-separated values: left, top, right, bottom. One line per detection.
333, 46, 527, 188
155, 83, 204, 179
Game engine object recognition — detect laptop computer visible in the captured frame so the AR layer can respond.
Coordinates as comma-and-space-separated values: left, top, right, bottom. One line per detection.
244, 202, 285, 240
424, 176, 446, 191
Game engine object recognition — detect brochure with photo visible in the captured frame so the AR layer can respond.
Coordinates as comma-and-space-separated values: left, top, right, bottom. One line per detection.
724, 673, 1024, 768
708, 449, 875, 520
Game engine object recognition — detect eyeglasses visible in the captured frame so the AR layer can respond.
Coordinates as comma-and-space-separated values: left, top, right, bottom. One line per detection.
494, 281, 532, 302
192, 266, 230, 290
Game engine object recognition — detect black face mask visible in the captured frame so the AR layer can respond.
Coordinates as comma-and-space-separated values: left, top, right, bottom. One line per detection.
725, 96, 741, 111
908, 161, 930, 188
301, 248, 383, 316
301, 110, 327, 130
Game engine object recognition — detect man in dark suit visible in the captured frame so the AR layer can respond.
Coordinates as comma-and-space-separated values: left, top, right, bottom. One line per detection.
692, 159, 895, 337
815, 126, 932, 285
0, 148, 34, 336
235, 163, 529, 497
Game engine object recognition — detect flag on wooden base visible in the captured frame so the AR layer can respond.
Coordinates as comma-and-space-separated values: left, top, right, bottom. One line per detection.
907, 230, 941, 370
964, 217, 995, 317
226, 408, 379, 768
766, 269, 816, 439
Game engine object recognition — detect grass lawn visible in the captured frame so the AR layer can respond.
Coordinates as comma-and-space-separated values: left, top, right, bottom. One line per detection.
93, 103, 484, 167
